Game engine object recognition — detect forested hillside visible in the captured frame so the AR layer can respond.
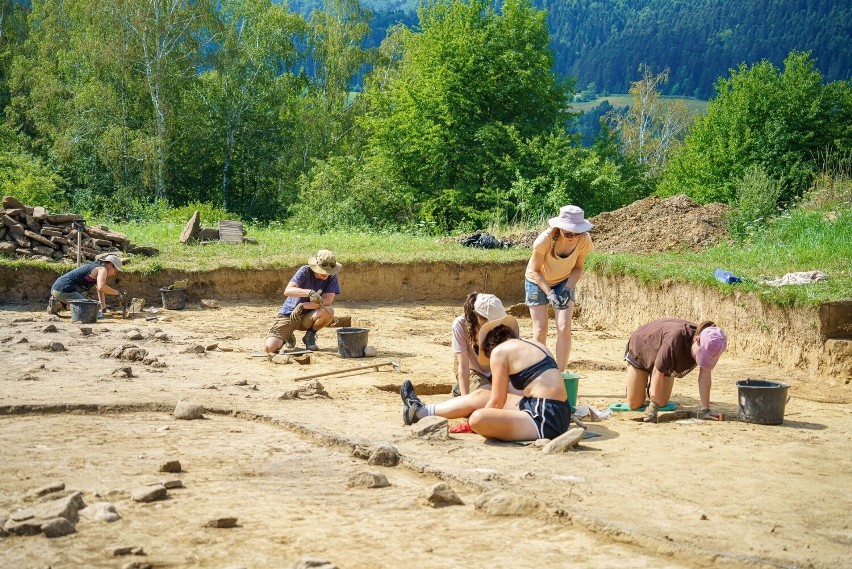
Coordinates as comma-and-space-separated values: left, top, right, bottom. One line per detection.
330, 0, 852, 98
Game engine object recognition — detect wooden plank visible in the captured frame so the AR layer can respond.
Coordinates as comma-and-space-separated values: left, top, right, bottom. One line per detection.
218, 220, 244, 244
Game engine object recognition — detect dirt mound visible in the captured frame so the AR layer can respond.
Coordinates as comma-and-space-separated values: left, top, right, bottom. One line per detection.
589, 194, 730, 254
465, 195, 730, 254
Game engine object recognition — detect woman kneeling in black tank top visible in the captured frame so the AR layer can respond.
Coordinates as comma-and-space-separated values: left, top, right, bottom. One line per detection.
468, 315, 572, 441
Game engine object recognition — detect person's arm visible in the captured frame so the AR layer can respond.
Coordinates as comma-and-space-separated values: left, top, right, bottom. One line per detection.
697, 367, 722, 419
95, 267, 118, 309
456, 351, 472, 396
528, 242, 553, 295
285, 278, 323, 308
485, 348, 509, 409
318, 292, 335, 309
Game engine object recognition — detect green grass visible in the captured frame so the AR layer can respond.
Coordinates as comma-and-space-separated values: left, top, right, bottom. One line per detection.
4, 207, 848, 307
587, 208, 852, 306
570, 94, 709, 114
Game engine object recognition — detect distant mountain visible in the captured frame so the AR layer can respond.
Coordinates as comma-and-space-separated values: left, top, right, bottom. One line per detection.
294, 0, 852, 98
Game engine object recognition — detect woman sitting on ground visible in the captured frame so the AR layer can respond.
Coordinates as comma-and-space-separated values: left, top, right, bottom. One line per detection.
403, 314, 570, 442
402, 293, 523, 426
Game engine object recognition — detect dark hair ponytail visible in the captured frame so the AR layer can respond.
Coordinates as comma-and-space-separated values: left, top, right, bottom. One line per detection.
463, 292, 480, 349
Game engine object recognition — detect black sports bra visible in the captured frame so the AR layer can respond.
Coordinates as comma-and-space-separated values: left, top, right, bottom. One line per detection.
508, 340, 559, 391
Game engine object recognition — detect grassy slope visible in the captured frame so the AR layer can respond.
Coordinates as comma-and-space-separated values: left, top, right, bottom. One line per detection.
570, 94, 709, 114
5, 208, 848, 307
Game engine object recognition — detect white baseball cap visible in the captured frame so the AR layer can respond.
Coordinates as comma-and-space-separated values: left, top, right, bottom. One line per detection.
473, 294, 506, 321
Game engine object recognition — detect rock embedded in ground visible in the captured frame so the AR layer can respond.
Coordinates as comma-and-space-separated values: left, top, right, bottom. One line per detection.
112, 366, 134, 378
542, 428, 585, 454
423, 482, 464, 508
41, 324, 58, 333
79, 327, 93, 336
125, 330, 144, 340
183, 344, 206, 353
410, 416, 449, 440
153, 332, 169, 341
473, 490, 543, 517
41, 516, 76, 538
366, 444, 400, 467
174, 400, 204, 420
130, 484, 167, 503
121, 561, 153, 569
347, 472, 390, 489
162, 479, 183, 489
200, 299, 220, 309
24, 480, 65, 501
80, 502, 121, 522
294, 558, 338, 569
105, 344, 148, 361
32, 340, 65, 352
205, 517, 238, 528
159, 460, 182, 473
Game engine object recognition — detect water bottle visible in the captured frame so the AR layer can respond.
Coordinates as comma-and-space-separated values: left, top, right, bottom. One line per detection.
714, 268, 742, 284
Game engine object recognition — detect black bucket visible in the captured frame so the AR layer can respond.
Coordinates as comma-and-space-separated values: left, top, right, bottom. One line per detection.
737, 379, 790, 425
160, 287, 187, 310
68, 299, 100, 323
337, 327, 369, 358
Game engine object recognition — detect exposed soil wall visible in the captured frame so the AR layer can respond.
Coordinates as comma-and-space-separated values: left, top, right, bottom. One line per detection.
1, 263, 847, 381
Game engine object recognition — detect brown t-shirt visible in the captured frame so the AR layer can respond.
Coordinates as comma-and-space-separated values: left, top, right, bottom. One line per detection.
626, 318, 698, 377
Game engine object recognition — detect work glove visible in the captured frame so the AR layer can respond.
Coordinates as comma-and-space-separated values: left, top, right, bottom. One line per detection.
643, 401, 660, 424
309, 290, 323, 305
697, 408, 723, 421
547, 290, 570, 310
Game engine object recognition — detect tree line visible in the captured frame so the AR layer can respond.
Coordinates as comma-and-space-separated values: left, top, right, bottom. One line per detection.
1, 0, 849, 234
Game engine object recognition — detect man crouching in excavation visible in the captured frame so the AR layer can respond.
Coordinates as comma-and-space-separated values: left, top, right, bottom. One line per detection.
264, 250, 341, 353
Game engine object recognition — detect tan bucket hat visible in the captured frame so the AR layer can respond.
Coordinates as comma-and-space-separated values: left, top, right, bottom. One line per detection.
308, 250, 342, 275
101, 254, 123, 272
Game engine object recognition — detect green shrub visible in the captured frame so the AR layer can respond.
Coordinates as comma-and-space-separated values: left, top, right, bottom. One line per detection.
726, 165, 783, 239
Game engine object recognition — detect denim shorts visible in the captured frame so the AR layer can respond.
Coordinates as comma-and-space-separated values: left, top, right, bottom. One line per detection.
524, 279, 576, 306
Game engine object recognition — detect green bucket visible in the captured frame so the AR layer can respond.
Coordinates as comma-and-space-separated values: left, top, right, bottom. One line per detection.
563, 371, 580, 409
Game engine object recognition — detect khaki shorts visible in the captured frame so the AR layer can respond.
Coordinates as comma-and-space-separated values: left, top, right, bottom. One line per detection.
267, 311, 316, 340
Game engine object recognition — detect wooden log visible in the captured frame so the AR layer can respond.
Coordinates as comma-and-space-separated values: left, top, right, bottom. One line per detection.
24, 229, 58, 249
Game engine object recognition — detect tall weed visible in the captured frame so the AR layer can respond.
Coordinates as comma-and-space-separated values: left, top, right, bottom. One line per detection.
726, 164, 782, 239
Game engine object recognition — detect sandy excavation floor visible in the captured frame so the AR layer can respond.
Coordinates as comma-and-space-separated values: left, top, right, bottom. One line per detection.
1, 300, 851, 569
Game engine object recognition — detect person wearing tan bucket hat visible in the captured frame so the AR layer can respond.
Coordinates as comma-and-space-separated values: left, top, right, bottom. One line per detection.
47, 253, 124, 317
400, 293, 525, 427
623, 318, 728, 423
403, 314, 581, 444
264, 250, 342, 353
525, 204, 594, 372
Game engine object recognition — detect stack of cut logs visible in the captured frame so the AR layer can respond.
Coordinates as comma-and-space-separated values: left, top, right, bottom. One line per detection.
0, 196, 159, 263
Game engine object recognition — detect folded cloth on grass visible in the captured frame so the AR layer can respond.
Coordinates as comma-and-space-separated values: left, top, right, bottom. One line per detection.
610, 401, 677, 412
759, 270, 828, 287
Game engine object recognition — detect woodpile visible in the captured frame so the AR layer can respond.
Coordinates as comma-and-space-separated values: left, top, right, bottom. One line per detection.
0, 196, 159, 263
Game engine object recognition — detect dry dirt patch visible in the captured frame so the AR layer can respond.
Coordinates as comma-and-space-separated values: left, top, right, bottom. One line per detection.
0, 302, 850, 569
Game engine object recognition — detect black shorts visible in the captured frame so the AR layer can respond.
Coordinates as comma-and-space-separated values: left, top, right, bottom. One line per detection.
519, 397, 571, 440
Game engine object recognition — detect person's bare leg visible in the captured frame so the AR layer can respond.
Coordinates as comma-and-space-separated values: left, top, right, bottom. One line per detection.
433, 389, 521, 419
626, 366, 650, 409
529, 304, 549, 343
311, 305, 335, 331
469, 408, 540, 441
553, 301, 575, 371
265, 336, 284, 353
649, 374, 674, 406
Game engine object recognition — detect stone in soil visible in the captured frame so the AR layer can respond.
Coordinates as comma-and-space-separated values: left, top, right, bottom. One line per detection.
205, 517, 238, 528
41, 517, 76, 538
347, 471, 390, 489
159, 460, 182, 473
294, 558, 338, 569
80, 502, 121, 522
423, 482, 464, 508
173, 400, 204, 420
473, 490, 543, 517
24, 480, 65, 501
366, 444, 400, 467
130, 485, 167, 503
542, 427, 586, 454
410, 416, 449, 440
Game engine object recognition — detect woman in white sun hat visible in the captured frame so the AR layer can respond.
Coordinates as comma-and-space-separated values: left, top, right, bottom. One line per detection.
525, 205, 594, 372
